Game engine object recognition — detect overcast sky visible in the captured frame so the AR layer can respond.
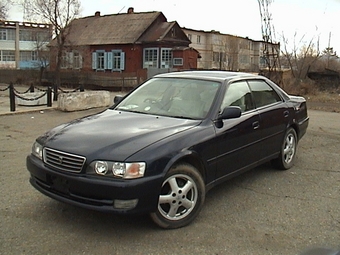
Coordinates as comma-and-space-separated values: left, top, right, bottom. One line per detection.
9, 0, 340, 53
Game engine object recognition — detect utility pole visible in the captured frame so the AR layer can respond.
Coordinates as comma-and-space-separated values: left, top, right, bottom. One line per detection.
327, 32, 331, 68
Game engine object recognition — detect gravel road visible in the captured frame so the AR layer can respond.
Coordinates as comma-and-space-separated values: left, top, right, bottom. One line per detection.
0, 108, 339, 255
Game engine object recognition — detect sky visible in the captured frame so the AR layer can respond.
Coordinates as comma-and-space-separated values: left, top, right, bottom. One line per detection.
8, 0, 340, 53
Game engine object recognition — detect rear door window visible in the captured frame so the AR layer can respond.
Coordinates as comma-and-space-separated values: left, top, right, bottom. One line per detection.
247, 80, 282, 108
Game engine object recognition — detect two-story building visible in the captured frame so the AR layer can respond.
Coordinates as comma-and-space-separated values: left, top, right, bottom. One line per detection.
0, 20, 51, 69
182, 27, 280, 73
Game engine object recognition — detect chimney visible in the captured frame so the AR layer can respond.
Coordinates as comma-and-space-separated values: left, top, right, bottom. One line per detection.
127, 7, 134, 14
95, 11, 100, 17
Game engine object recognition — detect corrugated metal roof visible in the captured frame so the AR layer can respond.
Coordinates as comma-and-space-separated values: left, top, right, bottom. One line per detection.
64, 11, 163, 46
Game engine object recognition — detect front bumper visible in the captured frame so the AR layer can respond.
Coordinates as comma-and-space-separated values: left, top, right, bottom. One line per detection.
26, 155, 163, 214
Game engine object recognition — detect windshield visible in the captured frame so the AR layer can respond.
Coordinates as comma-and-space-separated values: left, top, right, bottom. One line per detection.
115, 77, 220, 119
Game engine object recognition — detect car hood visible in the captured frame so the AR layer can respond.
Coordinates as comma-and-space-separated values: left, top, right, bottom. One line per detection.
39, 109, 200, 161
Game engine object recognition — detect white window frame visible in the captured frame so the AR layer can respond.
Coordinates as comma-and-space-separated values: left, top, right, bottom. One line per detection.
60, 51, 69, 69
143, 48, 159, 68
1, 50, 15, 61
60, 51, 82, 69
161, 48, 172, 68
173, 58, 183, 66
92, 50, 124, 71
197, 35, 201, 44
7, 29, 16, 41
0, 29, 6, 40
111, 50, 125, 71
92, 50, 106, 71
73, 51, 82, 69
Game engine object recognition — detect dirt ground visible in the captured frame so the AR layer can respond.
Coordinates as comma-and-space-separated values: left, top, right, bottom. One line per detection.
305, 92, 340, 113
1, 108, 339, 255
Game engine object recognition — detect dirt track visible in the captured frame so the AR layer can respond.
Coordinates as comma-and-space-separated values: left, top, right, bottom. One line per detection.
307, 100, 340, 113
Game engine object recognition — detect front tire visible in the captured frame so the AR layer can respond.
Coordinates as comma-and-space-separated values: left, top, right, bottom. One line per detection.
272, 127, 298, 170
150, 164, 205, 229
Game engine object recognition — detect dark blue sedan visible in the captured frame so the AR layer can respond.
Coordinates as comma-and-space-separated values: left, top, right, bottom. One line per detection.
27, 71, 309, 228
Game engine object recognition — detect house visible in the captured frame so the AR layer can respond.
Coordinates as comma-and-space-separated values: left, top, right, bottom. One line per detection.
0, 20, 51, 69
182, 27, 280, 73
49, 8, 199, 80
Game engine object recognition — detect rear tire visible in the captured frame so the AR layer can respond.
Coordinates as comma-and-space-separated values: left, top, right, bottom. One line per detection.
272, 128, 298, 170
150, 164, 205, 229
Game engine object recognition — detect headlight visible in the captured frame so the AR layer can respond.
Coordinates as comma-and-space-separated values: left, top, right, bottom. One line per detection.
91, 161, 146, 179
32, 142, 43, 160
94, 161, 109, 175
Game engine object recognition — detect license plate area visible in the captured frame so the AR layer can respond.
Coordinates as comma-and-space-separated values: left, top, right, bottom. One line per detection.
48, 175, 70, 194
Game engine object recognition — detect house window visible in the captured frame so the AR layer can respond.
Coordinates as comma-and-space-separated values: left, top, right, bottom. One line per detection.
171, 28, 176, 37
213, 52, 226, 62
1, 50, 15, 61
92, 50, 124, 71
32, 51, 38, 61
20, 51, 37, 61
110, 50, 125, 71
0, 29, 15, 41
34, 31, 50, 42
60, 51, 83, 69
173, 58, 183, 66
197, 35, 201, 44
0, 29, 6, 40
97, 52, 105, 70
7, 29, 16, 40
161, 48, 172, 68
61, 51, 69, 69
19, 30, 33, 41
143, 48, 158, 68
187, 34, 192, 41
73, 51, 81, 69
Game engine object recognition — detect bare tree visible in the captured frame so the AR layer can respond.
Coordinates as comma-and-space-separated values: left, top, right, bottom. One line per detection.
223, 35, 239, 71
30, 28, 52, 85
258, 0, 281, 83
280, 32, 320, 79
23, 0, 80, 99
0, 0, 12, 20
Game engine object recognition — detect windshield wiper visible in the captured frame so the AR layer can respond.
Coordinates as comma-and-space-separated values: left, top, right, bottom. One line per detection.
171, 115, 195, 120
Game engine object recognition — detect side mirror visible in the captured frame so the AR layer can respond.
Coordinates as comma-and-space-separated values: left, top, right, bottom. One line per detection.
114, 95, 124, 104
218, 106, 242, 120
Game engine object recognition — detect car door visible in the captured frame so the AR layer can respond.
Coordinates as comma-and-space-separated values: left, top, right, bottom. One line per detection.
214, 81, 263, 180
247, 79, 290, 160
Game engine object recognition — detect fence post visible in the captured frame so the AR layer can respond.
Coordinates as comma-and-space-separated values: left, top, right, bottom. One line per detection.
53, 84, 58, 101
30, 83, 34, 93
47, 87, 52, 107
9, 83, 16, 112
79, 84, 84, 92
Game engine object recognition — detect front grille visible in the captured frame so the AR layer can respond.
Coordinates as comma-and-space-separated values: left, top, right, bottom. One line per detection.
43, 148, 86, 173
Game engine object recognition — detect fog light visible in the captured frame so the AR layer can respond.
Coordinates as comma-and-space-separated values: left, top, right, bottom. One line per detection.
114, 199, 138, 209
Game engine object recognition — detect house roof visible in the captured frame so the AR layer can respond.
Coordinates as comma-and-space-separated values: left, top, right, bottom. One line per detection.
63, 11, 166, 46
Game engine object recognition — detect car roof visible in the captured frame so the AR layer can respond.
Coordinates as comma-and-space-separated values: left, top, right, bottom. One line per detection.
154, 71, 260, 82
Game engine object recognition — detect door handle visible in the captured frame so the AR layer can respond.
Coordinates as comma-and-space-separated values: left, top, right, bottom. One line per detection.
252, 121, 260, 130
283, 110, 289, 118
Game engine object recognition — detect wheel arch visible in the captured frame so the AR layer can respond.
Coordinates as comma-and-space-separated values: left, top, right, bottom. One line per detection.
289, 122, 299, 139
164, 150, 207, 184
